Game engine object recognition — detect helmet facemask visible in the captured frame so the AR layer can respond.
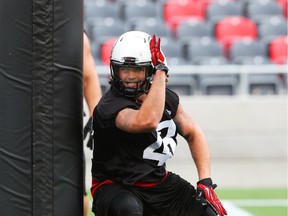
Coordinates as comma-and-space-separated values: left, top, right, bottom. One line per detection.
110, 58, 154, 98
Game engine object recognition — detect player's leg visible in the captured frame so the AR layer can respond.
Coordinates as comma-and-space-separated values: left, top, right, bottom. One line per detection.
92, 184, 143, 216
200, 205, 218, 216
83, 153, 90, 216
84, 195, 90, 216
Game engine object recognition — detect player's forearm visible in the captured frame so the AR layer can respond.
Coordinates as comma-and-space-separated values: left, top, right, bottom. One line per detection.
84, 78, 102, 116
137, 71, 166, 128
189, 133, 211, 180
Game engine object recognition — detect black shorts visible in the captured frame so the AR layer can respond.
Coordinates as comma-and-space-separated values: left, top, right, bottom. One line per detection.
92, 172, 216, 216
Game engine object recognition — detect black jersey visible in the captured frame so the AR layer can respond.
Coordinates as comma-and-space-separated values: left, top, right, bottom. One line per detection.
92, 87, 179, 185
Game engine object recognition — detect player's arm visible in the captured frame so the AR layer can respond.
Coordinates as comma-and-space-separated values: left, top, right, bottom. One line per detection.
174, 105, 227, 216
116, 34, 167, 133
116, 70, 166, 133
83, 32, 102, 116
173, 104, 211, 180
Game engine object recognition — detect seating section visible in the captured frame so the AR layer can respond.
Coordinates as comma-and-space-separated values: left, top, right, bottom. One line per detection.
229, 39, 271, 64
133, 18, 173, 39
100, 38, 117, 65
162, 0, 206, 33
119, 1, 159, 29
269, 35, 288, 64
83, 0, 287, 95
205, 0, 244, 23
246, 0, 283, 24
215, 16, 258, 56
186, 37, 228, 65
175, 19, 213, 45
258, 16, 288, 45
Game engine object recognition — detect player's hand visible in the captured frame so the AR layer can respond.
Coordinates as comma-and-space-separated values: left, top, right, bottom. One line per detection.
149, 34, 168, 74
196, 178, 227, 216
83, 117, 93, 150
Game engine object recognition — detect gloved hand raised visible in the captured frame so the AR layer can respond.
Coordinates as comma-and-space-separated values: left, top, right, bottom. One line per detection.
149, 34, 168, 74
196, 178, 227, 216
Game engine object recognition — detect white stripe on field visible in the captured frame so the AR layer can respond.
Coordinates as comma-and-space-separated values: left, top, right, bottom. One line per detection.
225, 199, 288, 207
222, 201, 253, 216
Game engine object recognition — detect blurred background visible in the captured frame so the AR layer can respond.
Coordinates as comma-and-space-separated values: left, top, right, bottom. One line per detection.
83, 0, 287, 215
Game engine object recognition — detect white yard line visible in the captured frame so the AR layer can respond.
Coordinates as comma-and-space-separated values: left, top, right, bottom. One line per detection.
222, 201, 253, 216
226, 199, 288, 207
222, 199, 288, 216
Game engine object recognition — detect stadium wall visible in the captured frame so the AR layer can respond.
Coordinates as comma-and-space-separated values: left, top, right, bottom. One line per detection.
179, 96, 287, 159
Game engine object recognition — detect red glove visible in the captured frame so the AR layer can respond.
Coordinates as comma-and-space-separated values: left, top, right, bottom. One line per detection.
196, 178, 227, 216
149, 34, 166, 66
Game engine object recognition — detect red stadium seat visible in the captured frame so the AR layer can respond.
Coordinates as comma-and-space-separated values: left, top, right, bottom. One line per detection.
163, 0, 206, 33
215, 16, 258, 56
269, 35, 288, 64
100, 38, 117, 65
277, 0, 288, 18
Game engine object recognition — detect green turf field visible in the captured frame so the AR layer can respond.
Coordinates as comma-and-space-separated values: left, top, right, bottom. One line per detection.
88, 188, 288, 216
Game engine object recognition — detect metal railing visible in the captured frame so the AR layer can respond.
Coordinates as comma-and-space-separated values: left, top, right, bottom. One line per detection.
95, 64, 288, 96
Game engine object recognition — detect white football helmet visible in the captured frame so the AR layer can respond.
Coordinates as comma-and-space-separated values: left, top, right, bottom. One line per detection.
110, 31, 154, 97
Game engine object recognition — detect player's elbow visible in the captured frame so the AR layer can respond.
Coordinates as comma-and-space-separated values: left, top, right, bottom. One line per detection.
137, 117, 159, 132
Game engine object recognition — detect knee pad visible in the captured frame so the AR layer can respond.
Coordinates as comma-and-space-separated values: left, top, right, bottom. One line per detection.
108, 191, 143, 216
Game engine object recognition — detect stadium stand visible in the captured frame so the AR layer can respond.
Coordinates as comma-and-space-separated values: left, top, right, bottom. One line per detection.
215, 16, 258, 57
175, 19, 213, 47
186, 37, 228, 64
269, 35, 288, 64
89, 19, 126, 60
118, 0, 159, 29
84, 1, 118, 37
185, 37, 238, 95
84, 1, 117, 22
83, 0, 287, 96
277, 0, 288, 18
160, 37, 188, 65
133, 18, 173, 39
248, 74, 283, 95
205, 0, 244, 24
258, 16, 288, 45
100, 37, 117, 65
246, 0, 284, 24
162, 0, 206, 34
229, 39, 271, 64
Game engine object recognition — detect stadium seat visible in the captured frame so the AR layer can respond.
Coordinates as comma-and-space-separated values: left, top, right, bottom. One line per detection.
277, 0, 288, 18
186, 38, 237, 95
248, 74, 283, 95
205, 0, 243, 23
160, 37, 188, 65
163, 0, 206, 33
199, 75, 239, 95
246, 0, 283, 24
269, 35, 288, 64
100, 38, 117, 65
186, 37, 228, 64
133, 18, 173, 39
84, 1, 118, 24
258, 16, 288, 45
175, 19, 213, 45
119, 1, 159, 29
89, 19, 126, 44
229, 39, 271, 64
215, 16, 258, 55
167, 74, 197, 95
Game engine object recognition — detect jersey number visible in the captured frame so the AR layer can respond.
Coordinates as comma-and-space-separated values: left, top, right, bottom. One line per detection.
143, 119, 177, 166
